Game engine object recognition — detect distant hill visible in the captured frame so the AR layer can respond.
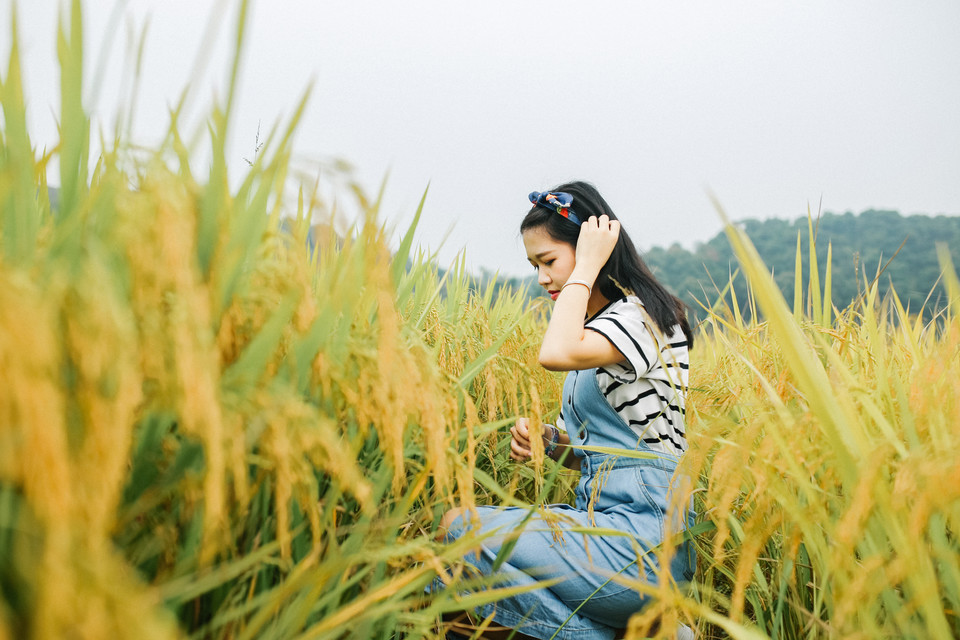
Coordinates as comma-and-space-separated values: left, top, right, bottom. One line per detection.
486, 210, 960, 321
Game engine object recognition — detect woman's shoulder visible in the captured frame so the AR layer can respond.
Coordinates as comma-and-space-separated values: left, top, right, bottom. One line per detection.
587, 295, 686, 344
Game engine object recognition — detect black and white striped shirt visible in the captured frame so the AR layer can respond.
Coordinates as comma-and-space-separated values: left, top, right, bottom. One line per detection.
560, 296, 689, 456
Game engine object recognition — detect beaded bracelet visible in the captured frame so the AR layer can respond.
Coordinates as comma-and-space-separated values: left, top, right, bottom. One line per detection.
561, 279, 592, 296
543, 424, 560, 457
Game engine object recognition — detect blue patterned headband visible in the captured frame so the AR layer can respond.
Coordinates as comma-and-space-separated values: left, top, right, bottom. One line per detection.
528, 191, 582, 226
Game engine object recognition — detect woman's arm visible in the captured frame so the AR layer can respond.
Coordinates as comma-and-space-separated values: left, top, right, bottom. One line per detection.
537, 285, 623, 371
538, 215, 626, 371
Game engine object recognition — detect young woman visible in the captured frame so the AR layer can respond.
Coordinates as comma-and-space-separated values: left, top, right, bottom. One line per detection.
437, 181, 696, 640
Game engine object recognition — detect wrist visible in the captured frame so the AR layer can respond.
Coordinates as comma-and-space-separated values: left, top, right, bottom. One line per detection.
560, 279, 592, 297
543, 424, 560, 457
568, 268, 599, 286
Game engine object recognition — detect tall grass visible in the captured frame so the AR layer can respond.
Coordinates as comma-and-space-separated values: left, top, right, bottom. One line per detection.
647, 212, 960, 639
2, 3, 960, 639
0, 3, 563, 638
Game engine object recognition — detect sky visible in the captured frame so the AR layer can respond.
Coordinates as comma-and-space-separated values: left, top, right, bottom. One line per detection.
3, 0, 960, 277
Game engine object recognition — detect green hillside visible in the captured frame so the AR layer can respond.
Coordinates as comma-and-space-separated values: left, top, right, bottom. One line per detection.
647, 210, 960, 321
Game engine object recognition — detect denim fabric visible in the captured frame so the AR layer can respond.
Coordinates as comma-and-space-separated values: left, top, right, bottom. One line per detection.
439, 368, 697, 640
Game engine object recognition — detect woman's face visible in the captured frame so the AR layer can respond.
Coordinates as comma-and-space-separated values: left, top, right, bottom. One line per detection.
522, 226, 576, 301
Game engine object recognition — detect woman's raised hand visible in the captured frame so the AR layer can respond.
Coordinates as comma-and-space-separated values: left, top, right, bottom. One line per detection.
574, 214, 620, 278
509, 417, 533, 461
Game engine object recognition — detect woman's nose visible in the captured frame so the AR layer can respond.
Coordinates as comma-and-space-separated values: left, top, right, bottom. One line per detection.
537, 269, 550, 286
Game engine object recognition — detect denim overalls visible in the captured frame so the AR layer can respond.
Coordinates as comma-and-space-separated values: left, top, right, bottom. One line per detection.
442, 367, 696, 640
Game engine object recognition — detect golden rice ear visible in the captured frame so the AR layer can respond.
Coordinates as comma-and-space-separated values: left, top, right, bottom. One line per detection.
607, 275, 634, 299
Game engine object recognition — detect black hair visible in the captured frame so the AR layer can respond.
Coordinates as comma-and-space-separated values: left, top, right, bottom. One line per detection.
521, 180, 694, 348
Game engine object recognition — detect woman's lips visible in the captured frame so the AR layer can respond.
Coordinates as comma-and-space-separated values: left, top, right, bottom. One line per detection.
549, 290, 560, 300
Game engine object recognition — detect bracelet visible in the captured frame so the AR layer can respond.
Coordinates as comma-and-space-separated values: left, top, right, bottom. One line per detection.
543, 424, 560, 457
560, 279, 592, 296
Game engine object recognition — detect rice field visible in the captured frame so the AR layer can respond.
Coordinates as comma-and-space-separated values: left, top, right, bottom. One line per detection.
1, 4, 959, 639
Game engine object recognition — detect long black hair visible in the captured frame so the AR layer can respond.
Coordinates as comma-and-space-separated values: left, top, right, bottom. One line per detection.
521, 181, 693, 348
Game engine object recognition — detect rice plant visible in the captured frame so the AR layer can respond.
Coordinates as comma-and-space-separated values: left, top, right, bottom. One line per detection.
650, 209, 960, 639
0, 3, 561, 638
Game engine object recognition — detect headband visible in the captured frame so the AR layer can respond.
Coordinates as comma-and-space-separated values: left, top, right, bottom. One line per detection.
528, 191, 582, 226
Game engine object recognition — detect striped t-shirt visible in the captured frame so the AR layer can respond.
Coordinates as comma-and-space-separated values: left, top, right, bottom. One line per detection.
558, 296, 689, 456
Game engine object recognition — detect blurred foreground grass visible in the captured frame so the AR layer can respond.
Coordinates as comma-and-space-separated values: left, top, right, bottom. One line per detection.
2, 3, 959, 639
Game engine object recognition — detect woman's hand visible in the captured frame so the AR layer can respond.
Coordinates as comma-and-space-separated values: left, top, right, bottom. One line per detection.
509, 417, 533, 461
572, 214, 621, 280
510, 418, 579, 468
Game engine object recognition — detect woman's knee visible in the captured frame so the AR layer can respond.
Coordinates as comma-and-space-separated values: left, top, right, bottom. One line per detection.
439, 506, 467, 535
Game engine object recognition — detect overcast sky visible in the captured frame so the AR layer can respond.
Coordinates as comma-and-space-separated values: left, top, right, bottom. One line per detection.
4, 1, 960, 277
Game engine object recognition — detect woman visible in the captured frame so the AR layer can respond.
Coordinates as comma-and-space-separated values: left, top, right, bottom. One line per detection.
437, 181, 696, 639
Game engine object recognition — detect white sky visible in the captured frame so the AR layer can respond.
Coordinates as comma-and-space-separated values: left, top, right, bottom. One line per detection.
4, 0, 960, 277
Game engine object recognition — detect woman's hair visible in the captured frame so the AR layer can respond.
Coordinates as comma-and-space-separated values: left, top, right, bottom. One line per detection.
521, 180, 694, 347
